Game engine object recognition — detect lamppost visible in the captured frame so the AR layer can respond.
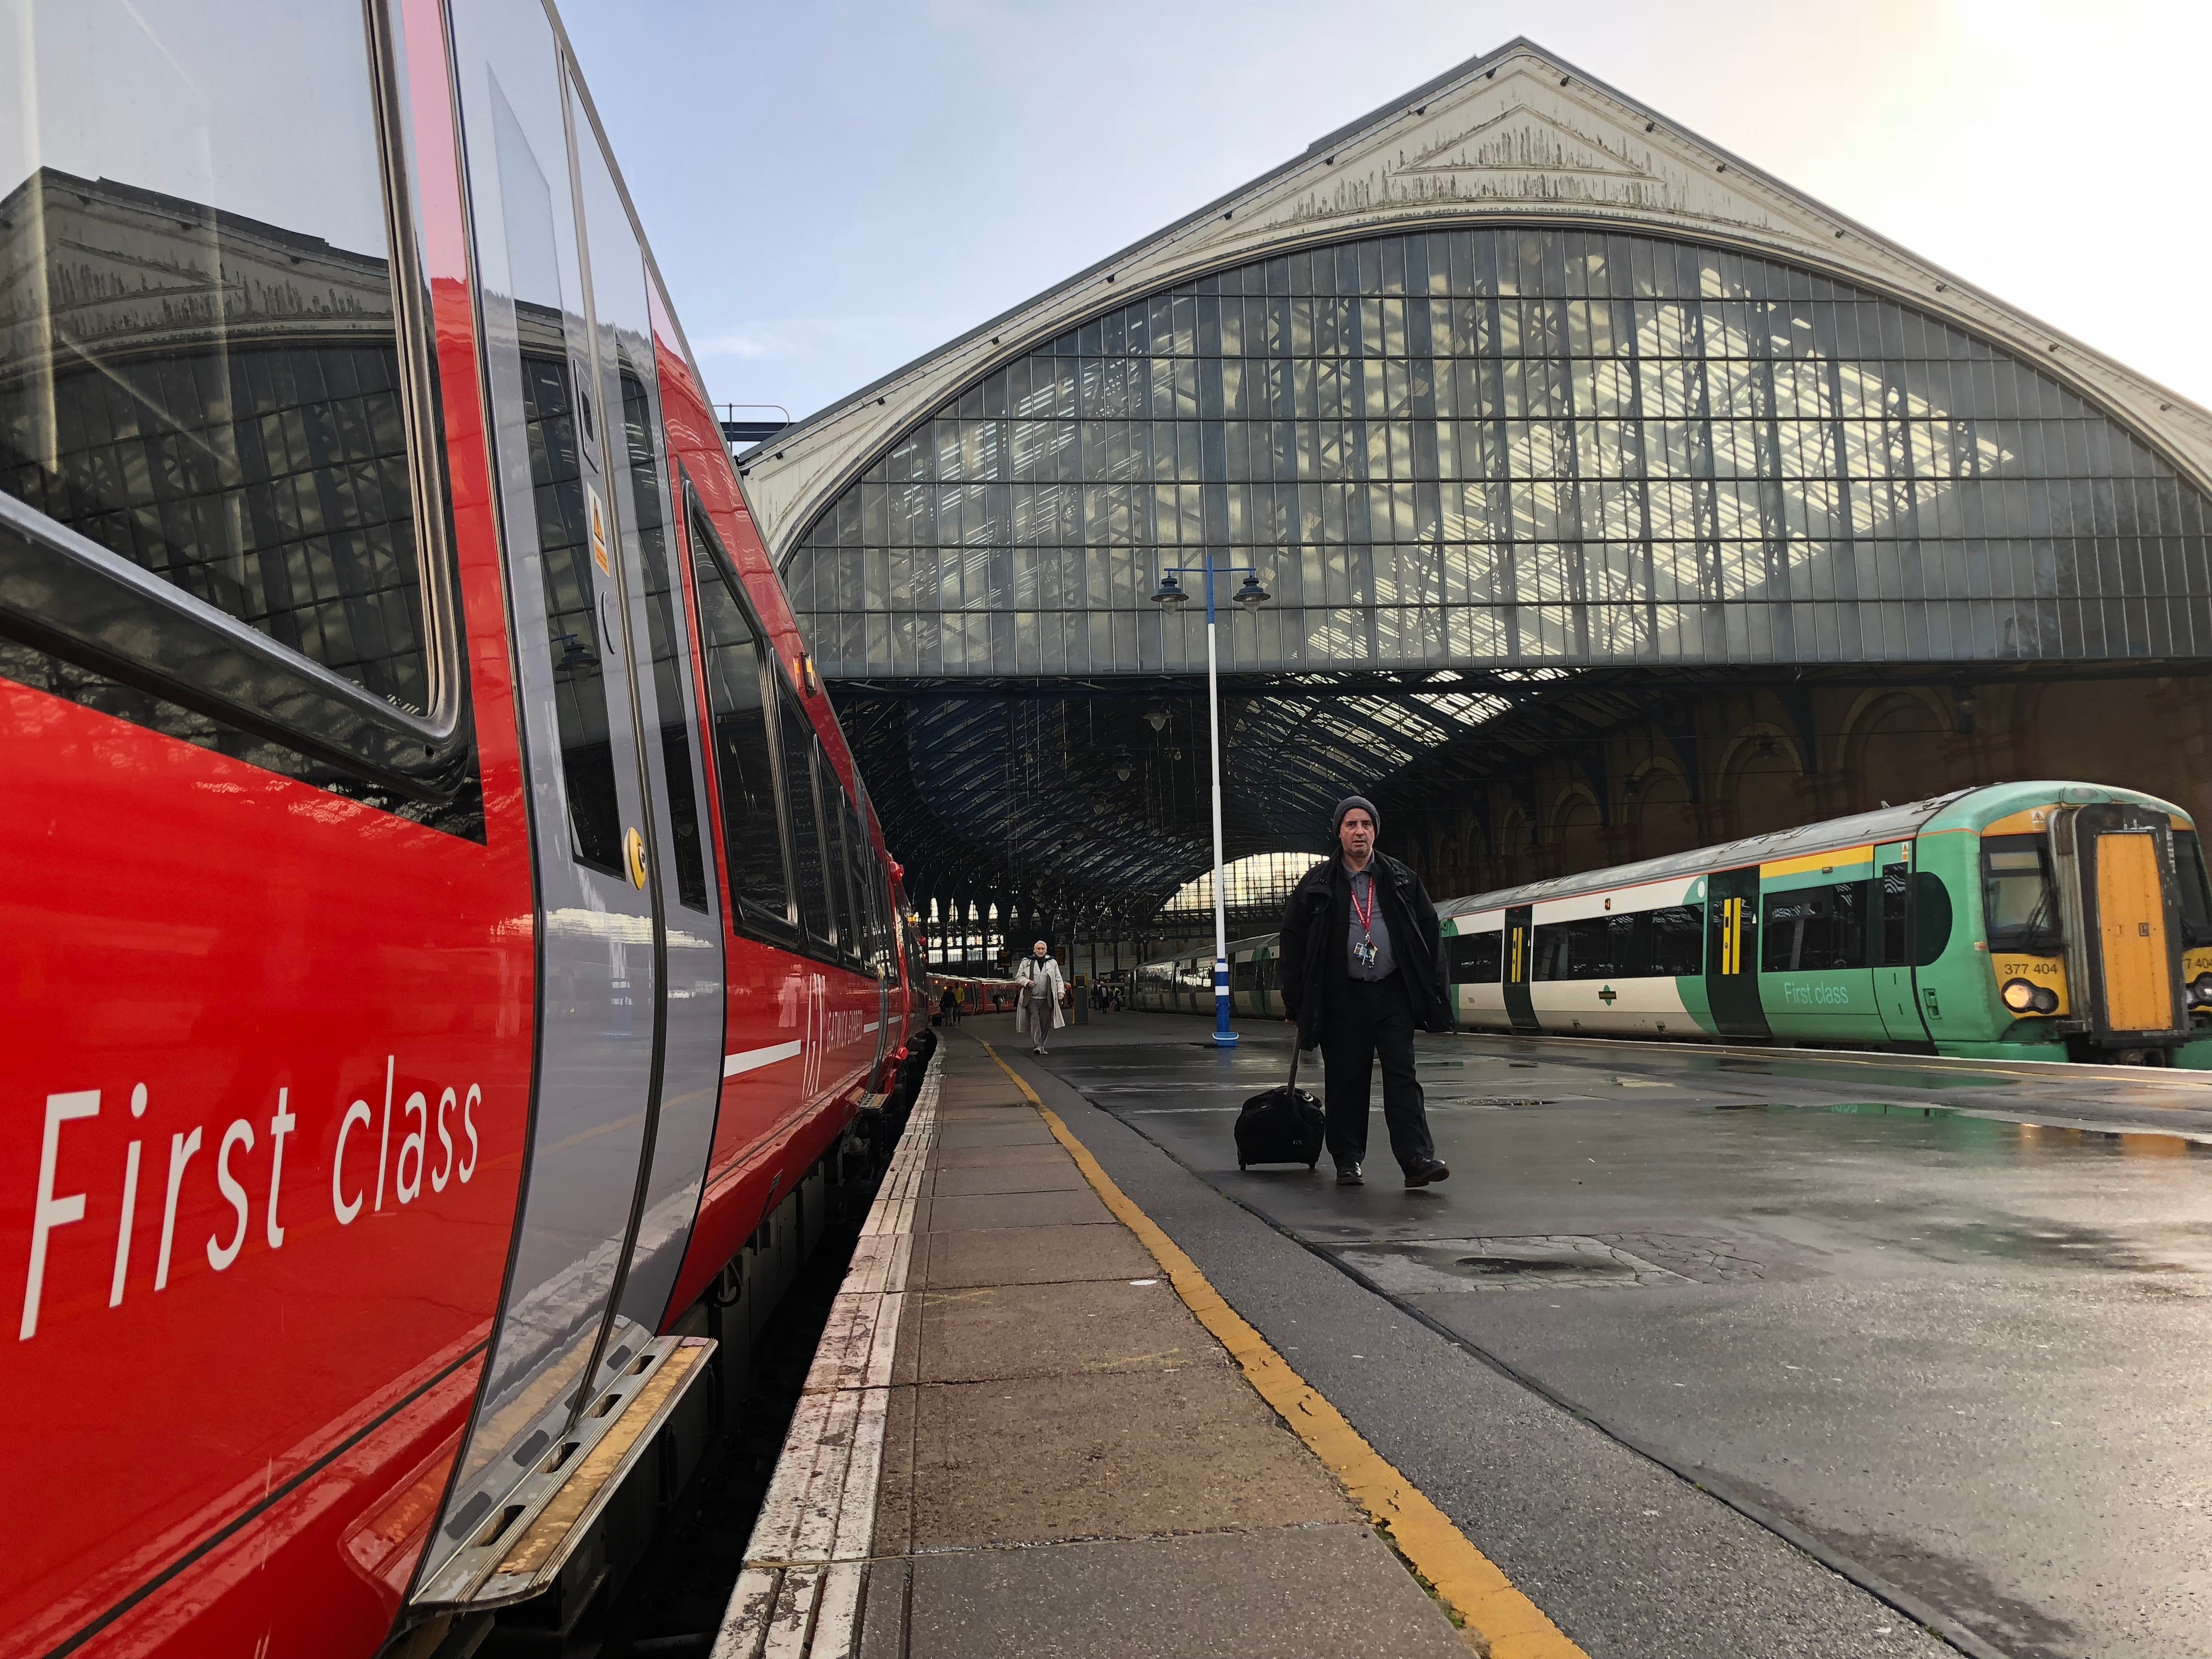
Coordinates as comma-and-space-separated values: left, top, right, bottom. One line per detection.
1151, 553, 1269, 1047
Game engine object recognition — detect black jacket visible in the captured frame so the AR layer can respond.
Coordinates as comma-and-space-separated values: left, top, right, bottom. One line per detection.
1277, 852, 1452, 1048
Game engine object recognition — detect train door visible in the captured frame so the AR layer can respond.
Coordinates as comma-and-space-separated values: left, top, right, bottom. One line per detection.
2095, 834, 2172, 1029
569, 78, 726, 1340
418, 14, 700, 1596
1703, 868, 1770, 1040
2052, 803, 2188, 1051
1873, 841, 1930, 1043
871, 855, 894, 1076
1503, 905, 1539, 1032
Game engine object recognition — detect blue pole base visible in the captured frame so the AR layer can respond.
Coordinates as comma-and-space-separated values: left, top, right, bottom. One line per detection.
1212, 990, 1238, 1045
1211, 1030, 1241, 1046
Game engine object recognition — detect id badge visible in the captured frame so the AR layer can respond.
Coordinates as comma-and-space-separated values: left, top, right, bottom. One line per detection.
1353, 936, 1378, 969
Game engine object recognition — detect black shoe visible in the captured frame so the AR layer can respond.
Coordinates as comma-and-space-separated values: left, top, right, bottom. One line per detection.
1403, 1159, 1451, 1188
1336, 1162, 1364, 1186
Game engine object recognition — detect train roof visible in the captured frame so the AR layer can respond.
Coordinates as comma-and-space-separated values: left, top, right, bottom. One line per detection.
1433, 790, 1973, 915
1132, 932, 1280, 963
1437, 779, 2198, 915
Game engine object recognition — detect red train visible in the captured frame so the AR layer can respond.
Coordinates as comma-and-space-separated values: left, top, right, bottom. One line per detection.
1, 2, 927, 1654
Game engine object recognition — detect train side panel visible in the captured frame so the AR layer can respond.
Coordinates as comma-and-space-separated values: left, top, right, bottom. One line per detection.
645, 267, 885, 1330
2, 0, 538, 1644
1753, 844, 1889, 1045
4, 0, 918, 1649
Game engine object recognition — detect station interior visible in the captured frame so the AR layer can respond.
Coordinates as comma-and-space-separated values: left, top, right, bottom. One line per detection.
13, 17, 2212, 1659
740, 42, 2212, 970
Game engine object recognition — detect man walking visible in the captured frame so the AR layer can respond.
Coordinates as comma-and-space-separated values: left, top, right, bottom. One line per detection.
1278, 797, 1453, 1189
1014, 939, 1067, 1054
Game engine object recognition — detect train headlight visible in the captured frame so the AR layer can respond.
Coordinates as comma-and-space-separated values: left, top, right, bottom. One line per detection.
2191, 973, 2212, 1006
2001, 978, 2039, 1012
2030, 984, 2061, 1014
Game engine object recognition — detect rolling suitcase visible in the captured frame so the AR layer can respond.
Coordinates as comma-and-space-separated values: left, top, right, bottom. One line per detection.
1234, 1047, 1327, 1170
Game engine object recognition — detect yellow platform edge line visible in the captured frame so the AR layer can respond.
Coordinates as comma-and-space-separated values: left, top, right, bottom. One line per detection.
978, 1040, 1588, 1659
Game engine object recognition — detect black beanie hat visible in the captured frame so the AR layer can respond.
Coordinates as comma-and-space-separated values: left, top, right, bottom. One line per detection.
1333, 795, 1380, 840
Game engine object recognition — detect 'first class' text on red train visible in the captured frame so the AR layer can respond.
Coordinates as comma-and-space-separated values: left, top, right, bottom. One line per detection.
20, 1056, 481, 1340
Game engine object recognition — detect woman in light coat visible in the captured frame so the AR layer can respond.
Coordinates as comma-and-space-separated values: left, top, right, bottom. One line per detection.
1013, 939, 1068, 1054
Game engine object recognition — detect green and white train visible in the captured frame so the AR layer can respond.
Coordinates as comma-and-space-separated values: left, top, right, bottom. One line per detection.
1132, 782, 2212, 1065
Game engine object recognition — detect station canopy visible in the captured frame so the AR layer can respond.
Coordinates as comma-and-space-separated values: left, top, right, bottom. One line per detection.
738, 40, 2212, 926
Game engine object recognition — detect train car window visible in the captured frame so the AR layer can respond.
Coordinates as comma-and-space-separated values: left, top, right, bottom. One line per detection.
0, 0, 472, 806
518, 345, 622, 874
814, 738, 856, 961
1914, 872, 1954, 966
864, 853, 886, 976
622, 374, 707, 911
819, 780, 848, 955
1606, 912, 1640, 975
1537, 915, 1632, 980
2174, 831, 2212, 947
1760, 883, 1867, 972
691, 544, 795, 933
1584, 916, 1624, 977
1878, 862, 1911, 965
1640, 906, 1705, 977
779, 696, 834, 949
833, 789, 866, 969
848, 803, 871, 969
1529, 924, 1562, 980
1446, 930, 1504, 983
1231, 959, 1256, 993
1980, 836, 2061, 952
476, 70, 627, 876
876, 868, 898, 978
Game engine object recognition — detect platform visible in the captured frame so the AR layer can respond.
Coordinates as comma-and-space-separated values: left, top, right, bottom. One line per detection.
718, 1015, 2212, 1659
710, 1037, 1480, 1659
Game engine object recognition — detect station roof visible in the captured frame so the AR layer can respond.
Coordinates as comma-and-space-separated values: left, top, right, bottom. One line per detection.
736, 37, 2212, 561
752, 41, 2212, 921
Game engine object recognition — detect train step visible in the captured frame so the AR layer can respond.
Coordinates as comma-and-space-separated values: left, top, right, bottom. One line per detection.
413, 1335, 715, 1610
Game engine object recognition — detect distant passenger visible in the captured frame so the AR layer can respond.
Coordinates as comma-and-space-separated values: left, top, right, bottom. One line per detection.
939, 985, 960, 1027
1278, 796, 1453, 1189
1015, 938, 1068, 1054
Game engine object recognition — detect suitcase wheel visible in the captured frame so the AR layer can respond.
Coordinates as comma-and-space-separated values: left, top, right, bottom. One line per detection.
1237, 1160, 1248, 1170
1306, 1160, 1319, 1170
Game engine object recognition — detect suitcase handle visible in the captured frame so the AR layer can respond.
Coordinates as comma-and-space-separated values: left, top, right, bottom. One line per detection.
1286, 1045, 1301, 1092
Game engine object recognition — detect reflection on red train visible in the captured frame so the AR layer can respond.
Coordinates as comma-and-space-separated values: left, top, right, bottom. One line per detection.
1, 1, 924, 1653
932, 974, 1026, 1014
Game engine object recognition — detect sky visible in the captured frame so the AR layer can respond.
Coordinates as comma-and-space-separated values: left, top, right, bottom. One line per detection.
556, 0, 2212, 426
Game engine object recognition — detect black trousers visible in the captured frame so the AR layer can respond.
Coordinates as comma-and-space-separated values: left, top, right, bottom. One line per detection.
1319, 974, 1435, 1173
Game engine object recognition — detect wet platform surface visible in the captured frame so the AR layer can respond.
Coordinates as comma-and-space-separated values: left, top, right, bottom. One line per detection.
1013, 1013, 2212, 1659
716, 1040, 1475, 1659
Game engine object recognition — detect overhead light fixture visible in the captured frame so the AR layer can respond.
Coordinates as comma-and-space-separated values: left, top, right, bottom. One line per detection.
1144, 703, 1169, 733
552, 631, 599, 675
1150, 572, 1187, 607
1232, 572, 1270, 607
1113, 755, 1133, 782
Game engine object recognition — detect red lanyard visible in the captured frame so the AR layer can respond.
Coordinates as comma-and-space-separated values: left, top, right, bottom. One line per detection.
1350, 872, 1376, 933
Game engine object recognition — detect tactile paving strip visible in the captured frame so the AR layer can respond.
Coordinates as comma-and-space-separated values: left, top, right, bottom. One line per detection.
711, 1052, 941, 1659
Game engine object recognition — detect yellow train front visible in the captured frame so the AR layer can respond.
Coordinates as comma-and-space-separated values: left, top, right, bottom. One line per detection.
1135, 783, 2212, 1065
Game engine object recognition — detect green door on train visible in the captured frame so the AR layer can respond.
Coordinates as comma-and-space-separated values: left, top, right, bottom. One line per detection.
1703, 868, 1769, 1039
1874, 840, 1931, 1043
